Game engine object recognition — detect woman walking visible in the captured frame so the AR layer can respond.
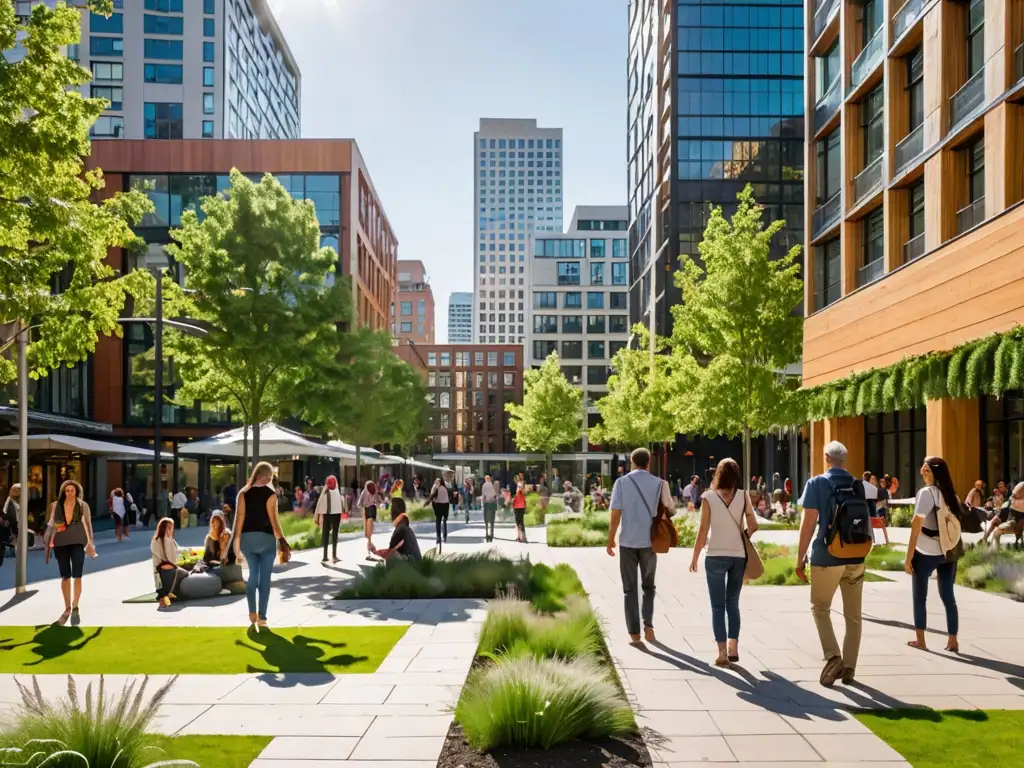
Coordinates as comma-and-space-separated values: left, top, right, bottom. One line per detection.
232, 461, 285, 629
47, 480, 96, 626
315, 475, 345, 564
689, 458, 758, 667
152, 517, 188, 608
358, 481, 381, 562
110, 488, 130, 541
481, 474, 498, 543
905, 456, 961, 653
428, 473, 457, 551
512, 482, 528, 543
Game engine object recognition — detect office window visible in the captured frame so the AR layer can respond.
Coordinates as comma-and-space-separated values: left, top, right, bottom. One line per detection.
427, 352, 437, 366
587, 316, 606, 334
145, 0, 183, 10
562, 315, 582, 333
967, 0, 985, 77
90, 115, 123, 138
610, 292, 627, 310
609, 316, 628, 334
588, 366, 609, 386
533, 315, 558, 333
203, 41, 215, 62
817, 42, 840, 99
908, 181, 925, 243
202, 120, 214, 138
475, 352, 484, 366
533, 291, 557, 309
610, 341, 627, 358
203, 93, 214, 115
90, 85, 122, 111
144, 39, 182, 59
89, 36, 123, 57
144, 63, 183, 83
91, 61, 123, 81
863, 207, 884, 267
487, 352, 498, 366
400, 301, 412, 315
533, 340, 557, 359
90, 12, 122, 34
203, 66, 215, 87
907, 47, 924, 131
612, 239, 627, 258
204, 0, 216, 12
503, 352, 515, 366
557, 262, 580, 285
814, 238, 842, 311
203, 18, 215, 37
417, 300, 426, 316
968, 138, 985, 204
504, 372, 515, 389
816, 129, 841, 202
590, 239, 606, 258
143, 14, 183, 35
862, 0, 883, 42
564, 292, 582, 308
611, 262, 627, 285
590, 262, 605, 285
587, 292, 604, 309
588, 341, 606, 359
400, 321, 412, 333
862, 84, 884, 165
143, 102, 182, 139
562, 341, 583, 359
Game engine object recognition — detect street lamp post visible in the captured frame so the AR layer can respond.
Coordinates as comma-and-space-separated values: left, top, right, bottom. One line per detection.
153, 269, 164, 521
15, 324, 29, 593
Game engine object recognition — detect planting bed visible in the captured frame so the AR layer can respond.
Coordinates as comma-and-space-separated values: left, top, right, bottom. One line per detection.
437, 724, 652, 768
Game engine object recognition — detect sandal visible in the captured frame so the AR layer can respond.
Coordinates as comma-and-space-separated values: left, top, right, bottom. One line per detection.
57, 608, 72, 626
258, 619, 268, 628
248, 612, 258, 627
945, 642, 960, 653
907, 640, 927, 650
715, 651, 731, 668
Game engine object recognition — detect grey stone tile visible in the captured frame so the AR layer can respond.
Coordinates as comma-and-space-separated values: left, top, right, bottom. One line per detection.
257, 736, 358, 760
639, 710, 719, 736
779, 709, 873, 735
177, 704, 373, 736
216, 675, 341, 705
362, 715, 453, 739
150, 704, 210, 736
632, 681, 705, 710
404, 655, 474, 673
959, 694, 1024, 709
319, 684, 395, 705
725, 734, 821, 762
349, 735, 446, 761
386, 685, 460, 706
250, 762, 436, 768
805, 734, 908, 763
709, 710, 796, 735
652, 735, 735, 762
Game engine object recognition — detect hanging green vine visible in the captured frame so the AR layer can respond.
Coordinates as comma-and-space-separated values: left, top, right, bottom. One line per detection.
800, 325, 1024, 423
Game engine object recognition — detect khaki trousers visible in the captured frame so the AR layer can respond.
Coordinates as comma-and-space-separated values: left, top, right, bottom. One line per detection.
809, 563, 865, 671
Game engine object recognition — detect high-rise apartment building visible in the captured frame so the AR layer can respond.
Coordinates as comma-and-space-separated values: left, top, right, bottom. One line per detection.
66, 0, 300, 140
393, 260, 435, 344
447, 292, 473, 344
527, 206, 629, 453
627, 0, 804, 338
803, 0, 1024, 494
474, 118, 563, 344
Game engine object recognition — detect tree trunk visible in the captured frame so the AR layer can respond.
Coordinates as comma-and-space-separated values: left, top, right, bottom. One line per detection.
252, 417, 261, 465
240, 423, 249, 487
545, 452, 553, 495
743, 423, 752, 492
356, 445, 362, 489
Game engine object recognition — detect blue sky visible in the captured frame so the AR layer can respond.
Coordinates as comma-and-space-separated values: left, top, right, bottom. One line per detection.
267, 0, 627, 340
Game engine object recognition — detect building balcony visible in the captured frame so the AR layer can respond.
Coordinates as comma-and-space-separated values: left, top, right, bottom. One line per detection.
894, 123, 924, 175
812, 191, 842, 238
858, 257, 884, 288
949, 67, 987, 131
957, 197, 986, 234
814, 78, 842, 134
849, 29, 884, 94
892, 0, 925, 43
812, 0, 840, 43
903, 232, 926, 263
853, 154, 885, 207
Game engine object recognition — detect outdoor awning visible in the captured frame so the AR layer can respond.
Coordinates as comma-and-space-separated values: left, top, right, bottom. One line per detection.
407, 458, 454, 473
179, 423, 342, 459
0, 434, 173, 460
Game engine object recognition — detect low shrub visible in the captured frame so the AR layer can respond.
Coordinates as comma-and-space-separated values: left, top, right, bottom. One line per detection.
546, 512, 611, 547
674, 515, 697, 548
0, 675, 191, 768
287, 523, 362, 552
406, 502, 434, 522
455, 656, 633, 751
477, 596, 601, 661
749, 542, 892, 585
955, 543, 1024, 597
890, 505, 915, 528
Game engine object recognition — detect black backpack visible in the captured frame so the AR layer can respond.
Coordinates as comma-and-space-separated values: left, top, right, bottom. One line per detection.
824, 477, 874, 559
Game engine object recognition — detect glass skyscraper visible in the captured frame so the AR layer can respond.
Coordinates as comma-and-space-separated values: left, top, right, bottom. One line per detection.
628, 0, 805, 337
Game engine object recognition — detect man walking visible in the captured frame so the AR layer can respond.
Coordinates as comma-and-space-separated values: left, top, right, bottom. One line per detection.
606, 447, 675, 645
481, 474, 498, 543
796, 441, 868, 687
682, 475, 702, 509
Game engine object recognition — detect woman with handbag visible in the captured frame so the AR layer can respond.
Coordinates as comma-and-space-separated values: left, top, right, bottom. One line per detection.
905, 456, 961, 653
689, 458, 759, 668
232, 461, 285, 629
47, 479, 96, 625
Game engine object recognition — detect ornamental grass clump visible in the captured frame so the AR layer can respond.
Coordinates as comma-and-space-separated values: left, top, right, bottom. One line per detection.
477, 596, 601, 661
455, 656, 633, 751
0, 675, 193, 768
337, 552, 532, 601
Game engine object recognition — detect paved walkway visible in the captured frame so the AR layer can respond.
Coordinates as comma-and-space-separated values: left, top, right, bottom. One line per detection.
2, 517, 1023, 766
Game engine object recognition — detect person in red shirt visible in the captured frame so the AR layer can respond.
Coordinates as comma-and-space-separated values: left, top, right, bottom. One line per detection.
512, 483, 528, 543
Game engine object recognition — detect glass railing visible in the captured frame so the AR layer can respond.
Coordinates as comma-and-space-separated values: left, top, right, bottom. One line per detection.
858, 258, 884, 288
903, 232, 926, 263
854, 155, 885, 207
892, 0, 925, 42
957, 197, 986, 234
1016, 43, 1024, 84
949, 67, 987, 130
814, 78, 842, 133
812, 191, 842, 238
894, 124, 924, 175
813, 0, 840, 42
850, 28, 884, 93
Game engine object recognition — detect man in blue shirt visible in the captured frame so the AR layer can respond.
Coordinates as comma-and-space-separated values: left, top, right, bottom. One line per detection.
607, 447, 675, 645
796, 440, 867, 688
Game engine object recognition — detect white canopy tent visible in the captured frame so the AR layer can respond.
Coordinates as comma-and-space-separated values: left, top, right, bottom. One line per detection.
406, 458, 454, 473
0, 433, 173, 461
326, 441, 391, 466
179, 423, 342, 459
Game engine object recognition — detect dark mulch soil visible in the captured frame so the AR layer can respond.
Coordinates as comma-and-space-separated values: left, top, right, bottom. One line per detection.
436, 722, 655, 768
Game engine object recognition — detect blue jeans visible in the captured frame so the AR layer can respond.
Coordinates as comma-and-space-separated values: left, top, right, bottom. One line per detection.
911, 551, 958, 636
240, 532, 276, 620
705, 555, 745, 643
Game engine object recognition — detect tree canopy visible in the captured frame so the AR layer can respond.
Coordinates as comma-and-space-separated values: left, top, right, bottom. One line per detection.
0, 0, 152, 384
505, 352, 582, 465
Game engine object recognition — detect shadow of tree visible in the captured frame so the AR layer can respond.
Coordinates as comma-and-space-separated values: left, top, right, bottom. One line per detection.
235, 628, 369, 678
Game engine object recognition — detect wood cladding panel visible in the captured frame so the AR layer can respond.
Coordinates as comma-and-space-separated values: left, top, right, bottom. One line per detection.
985, 105, 1009, 214
984, 0, 1009, 100
926, 397, 980, 494
922, 6, 944, 148
85, 140, 355, 174
884, 186, 909, 272
804, 203, 1024, 386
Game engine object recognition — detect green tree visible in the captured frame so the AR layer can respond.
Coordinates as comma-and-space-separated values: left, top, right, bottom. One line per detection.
294, 327, 428, 478
166, 169, 350, 464
505, 352, 582, 485
0, 0, 152, 384
669, 184, 803, 488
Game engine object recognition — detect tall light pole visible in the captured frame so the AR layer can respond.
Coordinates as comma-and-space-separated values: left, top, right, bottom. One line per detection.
15, 323, 29, 593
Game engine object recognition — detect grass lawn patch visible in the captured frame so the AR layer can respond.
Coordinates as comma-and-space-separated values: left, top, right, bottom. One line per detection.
749, 543, 892, 585
546, 513, 609, 547
148, 735, 272, 768
0, 625, 406, 675
957, 543, 1024, 598
855, 709, 1022, 768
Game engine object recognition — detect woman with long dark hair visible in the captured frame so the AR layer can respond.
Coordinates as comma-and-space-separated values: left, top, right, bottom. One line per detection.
905, 456, 960, 652
232, 461, 285, 629
152, 517, 187, 608
47, 479, 96, 625
689, 458, 758, 667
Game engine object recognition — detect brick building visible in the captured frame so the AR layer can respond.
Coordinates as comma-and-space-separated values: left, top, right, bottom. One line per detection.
392, 260, 435, 344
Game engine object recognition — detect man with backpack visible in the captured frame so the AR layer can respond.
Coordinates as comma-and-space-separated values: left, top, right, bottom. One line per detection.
796, 441, 875, 687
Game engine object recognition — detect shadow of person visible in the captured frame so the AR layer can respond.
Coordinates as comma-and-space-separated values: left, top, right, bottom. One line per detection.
0, 590, 38, 615
13, 625, 104, 667
862, 613, 946, 637
236, 628, 368, 681
933, 649, 1024, 690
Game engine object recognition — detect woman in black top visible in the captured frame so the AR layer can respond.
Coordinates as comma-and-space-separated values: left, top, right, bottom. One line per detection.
232, 461, 284, 628
371, 498, 422, 562
46, 480, 96, 626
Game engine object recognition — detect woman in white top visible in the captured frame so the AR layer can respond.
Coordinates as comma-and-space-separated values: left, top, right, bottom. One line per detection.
689, 458, 759, 667
480, 474, 498, 542
905, 456, 960, 653
110, 488, 130, 542
151, 517, 187, 608
314, 475, 346, 564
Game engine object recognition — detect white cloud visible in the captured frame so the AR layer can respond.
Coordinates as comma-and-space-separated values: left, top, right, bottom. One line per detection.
267, 0, 346, 29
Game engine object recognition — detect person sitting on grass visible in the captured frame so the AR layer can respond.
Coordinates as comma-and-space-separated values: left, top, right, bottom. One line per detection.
984, 481, 1024, 549
370, 498, 421, 562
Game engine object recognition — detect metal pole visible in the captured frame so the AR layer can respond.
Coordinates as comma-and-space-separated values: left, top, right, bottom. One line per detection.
153, 269, 163, 522
15, 323, 29, 593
